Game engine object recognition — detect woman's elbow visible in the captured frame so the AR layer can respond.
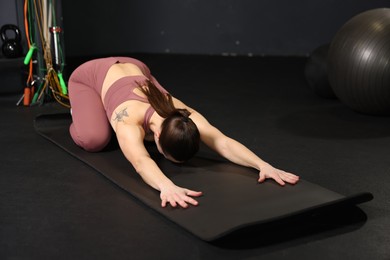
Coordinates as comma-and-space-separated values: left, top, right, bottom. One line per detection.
131, 156, 149, 175
215, 137, 231, 157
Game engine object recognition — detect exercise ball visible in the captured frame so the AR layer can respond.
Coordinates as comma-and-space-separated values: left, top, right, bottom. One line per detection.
304, 44, 336, 99
327, 8, 390, 115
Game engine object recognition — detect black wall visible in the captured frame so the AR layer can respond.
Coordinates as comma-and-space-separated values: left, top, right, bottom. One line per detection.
0, 1, 26, 57
54, 1, 390, 57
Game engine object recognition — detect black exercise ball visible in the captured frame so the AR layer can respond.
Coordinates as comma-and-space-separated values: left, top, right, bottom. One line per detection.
327, 8, 390, 115
304, 44, 336, 99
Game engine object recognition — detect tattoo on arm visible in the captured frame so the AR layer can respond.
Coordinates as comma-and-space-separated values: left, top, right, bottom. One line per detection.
113, 107, 129, 122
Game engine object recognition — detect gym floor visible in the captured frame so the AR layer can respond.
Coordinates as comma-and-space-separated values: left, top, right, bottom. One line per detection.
1, 54, 389, 259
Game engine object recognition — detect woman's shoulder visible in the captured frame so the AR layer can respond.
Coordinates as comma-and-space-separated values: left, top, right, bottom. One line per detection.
110, 101, 149, 130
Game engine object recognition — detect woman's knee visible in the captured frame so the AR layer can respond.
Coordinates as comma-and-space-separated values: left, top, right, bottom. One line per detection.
69, 123, 111, 152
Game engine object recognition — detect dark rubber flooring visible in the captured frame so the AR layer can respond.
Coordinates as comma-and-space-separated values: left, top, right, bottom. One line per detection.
1, 54, 389, 259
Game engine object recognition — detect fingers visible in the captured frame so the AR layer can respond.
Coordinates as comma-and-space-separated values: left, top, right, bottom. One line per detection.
277, 170, 299, 184
258, 173, 266, 183
273, 174, 286, 186
161, 194, 182, 208
258, 168, 300, 186
183, 195, 199, 207
161, 189, 202, 209
281, 171, 300, 184
186, 190, 203, 197
161, 197, 167, 207
258, 170, 284, 185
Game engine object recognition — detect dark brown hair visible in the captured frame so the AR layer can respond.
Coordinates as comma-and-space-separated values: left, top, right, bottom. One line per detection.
138, 80, 200, 161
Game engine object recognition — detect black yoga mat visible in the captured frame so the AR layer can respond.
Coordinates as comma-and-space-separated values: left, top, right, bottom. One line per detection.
34, 113, 373, 241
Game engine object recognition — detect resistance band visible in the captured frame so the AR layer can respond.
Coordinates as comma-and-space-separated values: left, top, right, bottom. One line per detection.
20, 0, 69, 108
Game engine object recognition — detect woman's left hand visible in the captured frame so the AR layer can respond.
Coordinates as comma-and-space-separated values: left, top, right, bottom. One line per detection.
258, 164, 300, 186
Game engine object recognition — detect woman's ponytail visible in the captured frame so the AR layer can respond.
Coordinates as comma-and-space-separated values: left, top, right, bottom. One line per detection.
138, 80, 176, 118
138, 79, 200, 161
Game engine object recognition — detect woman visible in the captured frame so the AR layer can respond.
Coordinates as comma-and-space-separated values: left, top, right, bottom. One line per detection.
68, 57, 299, 209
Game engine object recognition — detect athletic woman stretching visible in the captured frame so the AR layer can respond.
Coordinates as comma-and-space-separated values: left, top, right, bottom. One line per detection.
68, 57, 299, 208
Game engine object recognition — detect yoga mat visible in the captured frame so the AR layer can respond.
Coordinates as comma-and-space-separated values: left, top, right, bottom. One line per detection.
34, 113, 373, 241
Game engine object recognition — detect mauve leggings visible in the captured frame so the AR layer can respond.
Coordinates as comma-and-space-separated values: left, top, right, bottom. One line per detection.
68, 71, 112, 152
68, 57, 156, 152
68, 57, 135, 151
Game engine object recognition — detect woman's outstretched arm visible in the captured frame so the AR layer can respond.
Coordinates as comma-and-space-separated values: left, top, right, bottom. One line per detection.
115, 121, 202, 208
189, 110, 299, 185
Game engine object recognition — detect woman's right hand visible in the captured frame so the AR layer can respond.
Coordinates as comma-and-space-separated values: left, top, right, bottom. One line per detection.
159, 183, 203, 208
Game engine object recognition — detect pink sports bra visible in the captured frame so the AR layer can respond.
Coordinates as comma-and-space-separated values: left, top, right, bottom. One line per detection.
103, 75, 168, 132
